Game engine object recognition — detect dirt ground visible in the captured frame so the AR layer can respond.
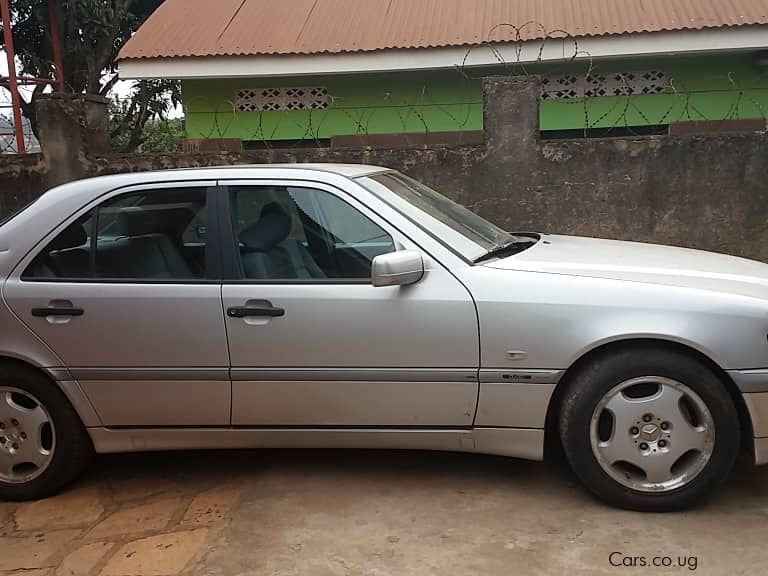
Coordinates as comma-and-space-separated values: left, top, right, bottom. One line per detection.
0, 449, 766, 576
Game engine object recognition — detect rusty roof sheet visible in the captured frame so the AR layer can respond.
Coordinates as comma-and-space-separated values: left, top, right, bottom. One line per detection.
119, 0, 768, 59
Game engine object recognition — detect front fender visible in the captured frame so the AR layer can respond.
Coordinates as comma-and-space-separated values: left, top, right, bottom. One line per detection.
458, 267, 768, 371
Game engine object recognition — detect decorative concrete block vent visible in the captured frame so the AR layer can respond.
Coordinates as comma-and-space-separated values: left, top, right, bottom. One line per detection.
541, 71, 668, 100
235, 87, 330, 112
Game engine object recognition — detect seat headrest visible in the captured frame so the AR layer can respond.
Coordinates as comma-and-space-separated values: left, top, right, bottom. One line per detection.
240, 202, 292, 251
50, 223, 87, 251
117, 205, 193, 237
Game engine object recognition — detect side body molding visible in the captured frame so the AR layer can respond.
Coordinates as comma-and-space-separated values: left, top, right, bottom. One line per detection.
475, 369, 563, 428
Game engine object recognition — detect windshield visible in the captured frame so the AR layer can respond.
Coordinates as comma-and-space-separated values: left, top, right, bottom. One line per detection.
359, 172, 515, 261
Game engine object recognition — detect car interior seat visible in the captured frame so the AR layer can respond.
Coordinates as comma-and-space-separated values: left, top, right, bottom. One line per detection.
39, 222, 90, 277
106, 205, 195, 278
239, 202, 325, 279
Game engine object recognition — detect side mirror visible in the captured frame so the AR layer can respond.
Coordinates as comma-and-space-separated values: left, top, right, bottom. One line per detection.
371, 250, 424, 287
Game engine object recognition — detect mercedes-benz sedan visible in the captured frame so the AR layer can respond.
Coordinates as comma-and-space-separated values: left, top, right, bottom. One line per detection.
0, 164, 766, 511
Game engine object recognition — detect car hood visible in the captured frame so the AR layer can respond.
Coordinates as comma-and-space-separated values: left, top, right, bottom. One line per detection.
484, 234, 768, 299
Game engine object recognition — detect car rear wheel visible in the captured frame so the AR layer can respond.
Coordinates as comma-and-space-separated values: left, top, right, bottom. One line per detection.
0, 364, 92, 501
559, 347, 740, 511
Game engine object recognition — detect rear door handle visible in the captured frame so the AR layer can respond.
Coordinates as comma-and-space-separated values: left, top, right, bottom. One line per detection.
227, 305, 285, 318
31, 307, 84, 317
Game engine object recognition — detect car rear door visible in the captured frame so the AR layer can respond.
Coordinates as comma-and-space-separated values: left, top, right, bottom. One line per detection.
219, 179, 479, 427
3, 181, 231, 427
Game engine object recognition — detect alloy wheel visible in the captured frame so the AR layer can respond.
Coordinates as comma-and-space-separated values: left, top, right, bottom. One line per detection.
590, 376, 715, 493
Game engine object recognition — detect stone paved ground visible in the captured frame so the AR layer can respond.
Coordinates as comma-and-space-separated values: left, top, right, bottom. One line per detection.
1, 449, 767, 576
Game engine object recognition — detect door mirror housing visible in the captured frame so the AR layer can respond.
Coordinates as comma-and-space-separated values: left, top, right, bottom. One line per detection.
371, 250, 424, 287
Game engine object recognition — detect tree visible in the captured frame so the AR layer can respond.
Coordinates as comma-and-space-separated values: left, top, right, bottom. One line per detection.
109, 79, 181, 151
137, 116, 183, 153
110, 85, 183, 153
0, 0, 176, 146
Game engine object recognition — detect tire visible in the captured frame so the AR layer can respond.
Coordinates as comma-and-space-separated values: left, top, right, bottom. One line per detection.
0, 363, 93, 501
559, 346, 740, 512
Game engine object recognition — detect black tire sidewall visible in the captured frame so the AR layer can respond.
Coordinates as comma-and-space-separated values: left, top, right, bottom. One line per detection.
559, 348, 740, 511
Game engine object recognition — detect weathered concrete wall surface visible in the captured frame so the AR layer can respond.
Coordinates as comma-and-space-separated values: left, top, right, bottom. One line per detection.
0, 153, 46, 217
477, 77, 768, 261
36, 93, 111, 188
1, 77, 766, 260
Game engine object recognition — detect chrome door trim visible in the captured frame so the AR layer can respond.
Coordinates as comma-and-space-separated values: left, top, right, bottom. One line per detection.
87, 426, 544, 461
71, 367, 478, 383
230, 368, 478, 382
70, 368, 230, 381
43, 367, 73, 381
479, 369, 564, 384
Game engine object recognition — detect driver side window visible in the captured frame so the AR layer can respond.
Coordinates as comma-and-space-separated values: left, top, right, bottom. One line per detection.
230, 186, 395, 280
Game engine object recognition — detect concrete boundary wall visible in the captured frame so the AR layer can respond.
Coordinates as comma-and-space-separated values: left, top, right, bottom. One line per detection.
1, 76, 766, 261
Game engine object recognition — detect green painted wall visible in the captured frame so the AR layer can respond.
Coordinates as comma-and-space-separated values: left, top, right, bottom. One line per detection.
183, 70, 482, 141
183, 54, 768, 140
539, 55, 768, 131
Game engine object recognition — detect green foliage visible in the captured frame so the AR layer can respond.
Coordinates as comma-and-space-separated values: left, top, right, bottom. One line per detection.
1, 0, 163, 93
111, 112, 184, 153
110, 83, 184, 153
138, 117, 184, 153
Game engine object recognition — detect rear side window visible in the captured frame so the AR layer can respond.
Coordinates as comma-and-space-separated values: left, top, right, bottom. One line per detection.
23, 212, 94, 279
24, 187, 208, 281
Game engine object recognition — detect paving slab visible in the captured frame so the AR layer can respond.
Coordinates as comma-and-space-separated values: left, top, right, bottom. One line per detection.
0, 529, 81, 571
180, 484, 242, 528
88, 497, 182, 539
99, 529, 208, 576
56, 541, 115, 576
15, 485, 104, 532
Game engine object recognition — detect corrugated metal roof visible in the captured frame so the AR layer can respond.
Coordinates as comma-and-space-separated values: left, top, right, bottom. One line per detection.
119, 0, 768, 60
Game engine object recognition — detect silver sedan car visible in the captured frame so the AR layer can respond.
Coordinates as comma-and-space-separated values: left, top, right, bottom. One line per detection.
0, 164, 766, 510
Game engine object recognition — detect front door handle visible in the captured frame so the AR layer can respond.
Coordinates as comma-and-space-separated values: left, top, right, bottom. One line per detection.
227, 305, 285, 318
31, 307, 84, 317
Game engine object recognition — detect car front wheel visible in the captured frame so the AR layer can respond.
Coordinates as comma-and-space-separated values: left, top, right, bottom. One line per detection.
559, 346, 740, 511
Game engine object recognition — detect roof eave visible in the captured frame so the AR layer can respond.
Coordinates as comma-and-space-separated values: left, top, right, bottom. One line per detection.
118, 27, 768, 80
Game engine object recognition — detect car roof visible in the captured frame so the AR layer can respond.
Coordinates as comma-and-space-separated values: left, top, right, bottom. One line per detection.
45, 163, 391, 203
91, 163, 388, 184
186, 163, 389, 178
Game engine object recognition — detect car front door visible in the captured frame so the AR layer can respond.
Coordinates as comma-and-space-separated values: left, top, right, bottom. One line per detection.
4, 182, 231, 426
220, 180, 479, 426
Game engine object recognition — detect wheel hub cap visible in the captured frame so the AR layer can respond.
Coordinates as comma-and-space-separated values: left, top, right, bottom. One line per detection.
590, 376, 715, 493
639, 423, 661, 442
